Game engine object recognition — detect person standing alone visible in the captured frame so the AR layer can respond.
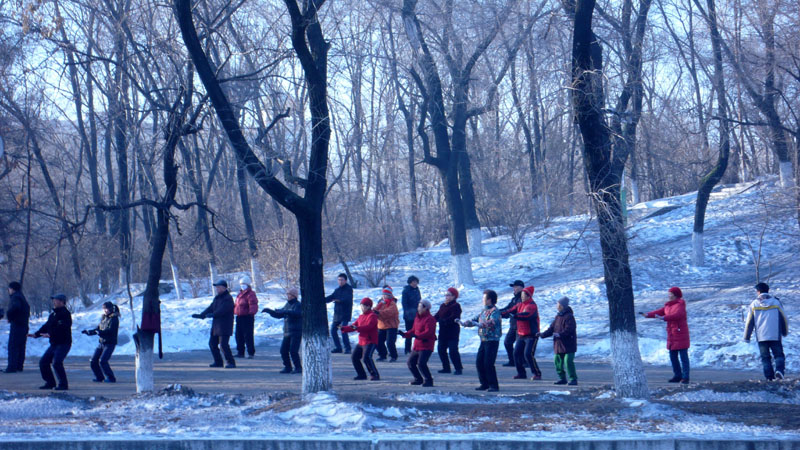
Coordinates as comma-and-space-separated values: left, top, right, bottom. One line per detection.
4, 281, 29, 373
744, 282, 788, 380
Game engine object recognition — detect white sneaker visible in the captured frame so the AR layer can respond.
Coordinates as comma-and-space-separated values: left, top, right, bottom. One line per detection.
775, 371, 784, 380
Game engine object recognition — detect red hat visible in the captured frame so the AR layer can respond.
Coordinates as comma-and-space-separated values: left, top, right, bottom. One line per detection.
382, 286, 393, 296
447, 287, 459, 299
360, 297, 373, 307
668, 287, 683, 298
522, 286, 535, 298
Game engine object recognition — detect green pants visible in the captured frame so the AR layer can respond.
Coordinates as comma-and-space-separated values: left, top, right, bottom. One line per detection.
554, 352, 577, 381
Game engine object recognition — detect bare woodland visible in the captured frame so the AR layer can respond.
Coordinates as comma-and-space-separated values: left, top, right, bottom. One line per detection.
0, 0, 799, 396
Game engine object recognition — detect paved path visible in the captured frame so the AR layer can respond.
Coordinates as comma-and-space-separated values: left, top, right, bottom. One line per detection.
0, 341, 758, 399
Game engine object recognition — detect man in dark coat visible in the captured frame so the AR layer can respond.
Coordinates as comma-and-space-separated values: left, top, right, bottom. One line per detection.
498, 280, 524, 367
193, 280, 236, 368
263, 288, 303, 373
29, 294, 72, 390
4, 281, 30, 373
325, 273, 353, 354
539, 297, 577, 385
401, 276, 421, 355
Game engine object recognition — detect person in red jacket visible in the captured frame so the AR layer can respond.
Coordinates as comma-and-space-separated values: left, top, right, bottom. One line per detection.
641, 286, 690, 383
234, 276, 259, 359
400, 299, 437, 387
502, 286, 542, 380
341, 298, 380, 381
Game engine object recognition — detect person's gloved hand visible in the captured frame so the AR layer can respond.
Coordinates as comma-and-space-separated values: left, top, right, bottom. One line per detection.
553, 332, 561, 338
191, 313, 203, 319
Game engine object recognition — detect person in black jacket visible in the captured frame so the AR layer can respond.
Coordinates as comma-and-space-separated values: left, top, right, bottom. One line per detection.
401, 276, 421, 355
326, 273, 353, 354
4, 281, 30, 373
28, 294, 72, 390
263, 288, 302, 374
193, 280, 236, 368
499, 280, 524, 367
83, 302, 120, 383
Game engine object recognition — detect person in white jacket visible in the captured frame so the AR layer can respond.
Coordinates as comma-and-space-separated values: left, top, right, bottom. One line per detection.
744, 282, 788, 380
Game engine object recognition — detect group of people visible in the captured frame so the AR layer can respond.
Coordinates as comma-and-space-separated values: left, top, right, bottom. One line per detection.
0, 276, 790, 392
2, 282, 120, 390
327, 274, 579, 390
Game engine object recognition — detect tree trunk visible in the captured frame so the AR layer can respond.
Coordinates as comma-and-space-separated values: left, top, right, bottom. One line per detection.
571, 0, 648, 398
691, 0, 731, 267
236, 155, 260, 289
175, 0, 333, 393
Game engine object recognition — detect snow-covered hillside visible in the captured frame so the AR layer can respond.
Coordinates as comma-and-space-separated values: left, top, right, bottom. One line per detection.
3, 177, 797, 373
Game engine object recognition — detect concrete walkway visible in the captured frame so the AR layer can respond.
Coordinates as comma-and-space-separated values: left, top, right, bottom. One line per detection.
0, 341, 758, 399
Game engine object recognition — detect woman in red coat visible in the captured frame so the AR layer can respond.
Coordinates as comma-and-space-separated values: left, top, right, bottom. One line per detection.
641, 286, 690, 383
341, 298, 380, 381
400, 299, 437, 387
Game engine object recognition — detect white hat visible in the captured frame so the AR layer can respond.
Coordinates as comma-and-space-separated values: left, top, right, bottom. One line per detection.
239, 275, 252, 286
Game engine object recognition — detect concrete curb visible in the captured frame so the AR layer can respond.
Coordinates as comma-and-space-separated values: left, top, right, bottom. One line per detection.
1, 440, 799, 450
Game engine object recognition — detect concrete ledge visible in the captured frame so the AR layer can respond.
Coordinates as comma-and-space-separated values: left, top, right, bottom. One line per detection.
1, 440, 799, 450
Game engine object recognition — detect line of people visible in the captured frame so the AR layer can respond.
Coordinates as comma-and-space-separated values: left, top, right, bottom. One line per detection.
1, 278, 789, 391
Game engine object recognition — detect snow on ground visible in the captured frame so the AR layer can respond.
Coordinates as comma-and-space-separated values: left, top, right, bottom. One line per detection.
1, 177, 797, 376
1, 384, 799, 439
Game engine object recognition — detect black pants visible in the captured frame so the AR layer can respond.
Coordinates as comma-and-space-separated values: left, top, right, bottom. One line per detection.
40, 343, 70, 388
407, 349, 433, 382
6, 324, 28, 371
477, 340, 500, 389
758, 340, 785, 380
377, 328, 398, 359
438, 337, 463, 372
514, 336, 541, 377
404, 319, 415, 354
330, 318, 351, 352
669, 348, 690, 380
235, 315, 256, 357
90, 343, 116, 381
352, 343, 379, 378
280, 334, 302, 370
503, 327, 516, 364
209, 334, 235, 366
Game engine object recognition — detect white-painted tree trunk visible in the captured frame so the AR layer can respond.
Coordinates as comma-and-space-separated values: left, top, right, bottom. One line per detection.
610, 330, 649, 398
630, 178, 640, 205
467, 228, 483, 257
250, 258, 262, 292
118, 267, 127, 289
779, 161, 794, 188
692, 231, 704, 267
450, 253, 475, 286
209, 262, 218, 296
301, 334, 332, 394
170, 263, 182, 301
135, 338, 154, 393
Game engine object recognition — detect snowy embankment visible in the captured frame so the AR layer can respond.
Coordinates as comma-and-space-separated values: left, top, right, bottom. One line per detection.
2, 177, 797, 373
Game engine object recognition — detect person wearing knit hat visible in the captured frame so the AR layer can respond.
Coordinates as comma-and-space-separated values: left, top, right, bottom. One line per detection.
400, 299, 437, 387
375, 286, 400, 362
234, 276, 259, 359
501, 285, 542, 380
82, 302, 120, 383
744, 282, 788, 381
434, 287, 463, 375
641, 287, 690, 383
340, 298, 380, 381
262, 288, 303, 374
459, 289, 502, 391
539, 297, 578, 385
